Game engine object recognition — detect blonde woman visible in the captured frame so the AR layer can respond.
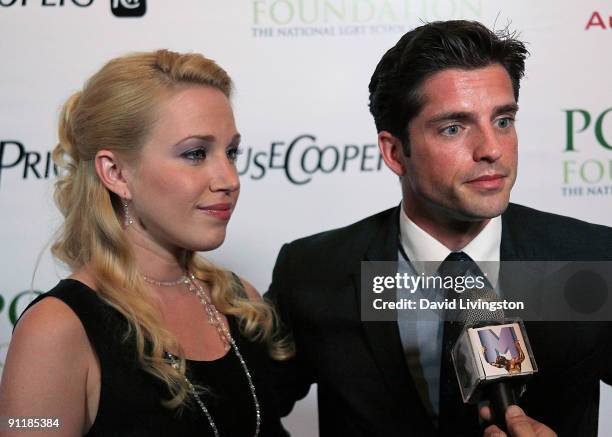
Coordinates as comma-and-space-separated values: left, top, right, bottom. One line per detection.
0, 50, 290, 436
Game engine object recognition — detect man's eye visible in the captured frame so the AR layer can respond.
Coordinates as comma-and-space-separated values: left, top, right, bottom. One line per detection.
496, 117, 515, 129
227, 147, 242, 162
182, 148, 206, 161
441, 125, 462, 136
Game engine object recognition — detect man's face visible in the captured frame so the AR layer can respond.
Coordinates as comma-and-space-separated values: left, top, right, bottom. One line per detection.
402, 64, 518, 225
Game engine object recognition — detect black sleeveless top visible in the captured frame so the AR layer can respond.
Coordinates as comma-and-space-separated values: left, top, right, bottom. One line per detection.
21, 279, 288, 437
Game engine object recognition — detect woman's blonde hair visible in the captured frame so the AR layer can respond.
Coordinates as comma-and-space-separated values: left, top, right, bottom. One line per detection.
51, 49, 291, 408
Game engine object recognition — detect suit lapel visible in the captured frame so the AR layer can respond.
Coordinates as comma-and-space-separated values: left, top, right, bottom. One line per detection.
500, 206, 523, 305
500, 205, 551, 318
352, 206, 435, 428
501, 205, 521, 261
501, 203, 538, 261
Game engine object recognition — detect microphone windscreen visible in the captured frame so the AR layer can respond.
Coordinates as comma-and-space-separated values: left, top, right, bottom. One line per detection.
457, 287, 505, 325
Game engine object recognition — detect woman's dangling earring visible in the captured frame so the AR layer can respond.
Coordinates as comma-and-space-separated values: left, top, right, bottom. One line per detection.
122, 198, 134, 227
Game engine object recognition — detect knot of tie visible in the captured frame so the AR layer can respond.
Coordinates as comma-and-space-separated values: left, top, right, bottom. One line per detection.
437, 251, 503, 325
438, 251, 477, 279
443, 251, 472, 263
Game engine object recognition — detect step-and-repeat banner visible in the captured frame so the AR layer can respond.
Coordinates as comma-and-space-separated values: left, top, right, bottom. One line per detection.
1, 1, 610, 435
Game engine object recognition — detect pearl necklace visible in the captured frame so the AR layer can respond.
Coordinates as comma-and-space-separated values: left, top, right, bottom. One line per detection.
142, 273, 188, 287
165, 272, 260, 437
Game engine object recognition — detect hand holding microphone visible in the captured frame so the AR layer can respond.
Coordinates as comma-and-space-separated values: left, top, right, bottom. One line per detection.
480, 405, 557, 437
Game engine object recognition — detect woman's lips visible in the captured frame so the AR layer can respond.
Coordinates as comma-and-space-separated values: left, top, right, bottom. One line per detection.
198, 203, 233, 220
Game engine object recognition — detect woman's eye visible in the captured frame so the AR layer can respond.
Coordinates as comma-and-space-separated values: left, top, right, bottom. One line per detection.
441, 125, 462, 136
227, 147, 242, 162
182, 148, 206, 161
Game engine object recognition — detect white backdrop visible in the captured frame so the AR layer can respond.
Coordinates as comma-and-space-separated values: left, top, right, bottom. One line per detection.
1, 1, 610, 435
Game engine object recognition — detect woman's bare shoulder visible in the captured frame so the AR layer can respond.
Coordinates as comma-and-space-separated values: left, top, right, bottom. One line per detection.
8, 296, 93, 376
0, 296, 95, 434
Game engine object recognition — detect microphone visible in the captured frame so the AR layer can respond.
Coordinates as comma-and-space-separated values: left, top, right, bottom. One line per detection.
450, 289, 538, 431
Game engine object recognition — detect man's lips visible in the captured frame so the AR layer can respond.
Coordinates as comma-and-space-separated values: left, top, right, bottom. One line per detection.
466, 174, 506, 189
197, 203, 233, 220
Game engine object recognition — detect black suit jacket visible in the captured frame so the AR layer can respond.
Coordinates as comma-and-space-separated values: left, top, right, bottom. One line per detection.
266, 203, 612, 436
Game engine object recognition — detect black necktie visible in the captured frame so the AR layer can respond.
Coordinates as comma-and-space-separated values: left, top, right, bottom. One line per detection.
438, 252, 487, 436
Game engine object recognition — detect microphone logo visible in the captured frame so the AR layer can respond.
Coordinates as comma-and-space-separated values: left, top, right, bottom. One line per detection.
478, 326, 526, 374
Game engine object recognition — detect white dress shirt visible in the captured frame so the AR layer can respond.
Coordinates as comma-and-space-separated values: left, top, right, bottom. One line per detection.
396, 202, 502, 417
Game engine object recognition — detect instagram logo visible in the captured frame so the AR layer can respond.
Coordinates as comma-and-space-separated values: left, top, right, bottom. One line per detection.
111, 0, 146, 17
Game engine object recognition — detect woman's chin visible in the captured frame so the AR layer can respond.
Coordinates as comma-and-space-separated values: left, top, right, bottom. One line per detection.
189, 234, 227, 253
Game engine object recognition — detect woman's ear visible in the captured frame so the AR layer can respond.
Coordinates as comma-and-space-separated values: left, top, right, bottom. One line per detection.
94, 150, 131, 199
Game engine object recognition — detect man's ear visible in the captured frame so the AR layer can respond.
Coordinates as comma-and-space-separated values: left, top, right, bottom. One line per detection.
94, 150, 131, 199
378, 131, 407, 177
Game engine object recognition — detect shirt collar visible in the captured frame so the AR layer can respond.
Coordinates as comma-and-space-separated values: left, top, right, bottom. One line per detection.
398, 203, 502, 285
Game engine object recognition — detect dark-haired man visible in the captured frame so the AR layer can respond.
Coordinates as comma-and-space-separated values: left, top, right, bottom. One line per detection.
267, 20, 612, 436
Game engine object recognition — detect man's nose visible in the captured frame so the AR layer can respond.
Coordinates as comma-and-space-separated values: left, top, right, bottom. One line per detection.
473, 125, 503, 163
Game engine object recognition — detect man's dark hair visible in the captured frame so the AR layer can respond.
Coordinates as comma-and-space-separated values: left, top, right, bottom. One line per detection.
368, 20, 529, 154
